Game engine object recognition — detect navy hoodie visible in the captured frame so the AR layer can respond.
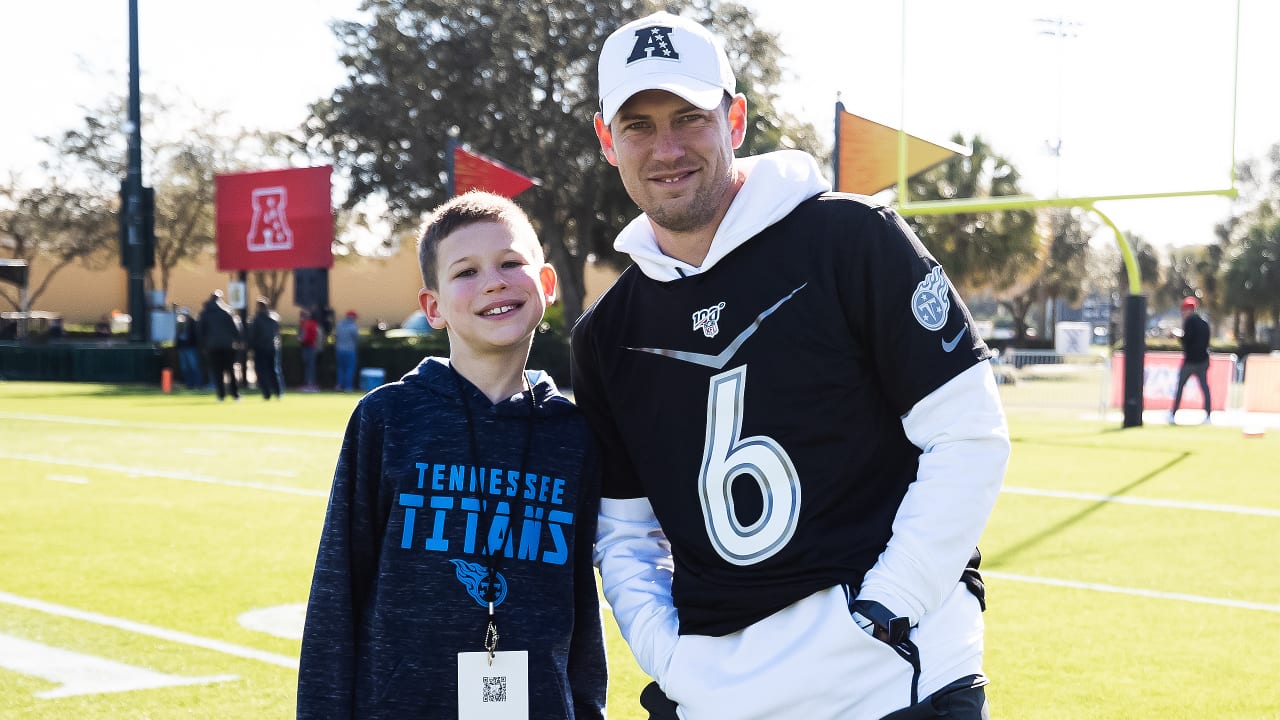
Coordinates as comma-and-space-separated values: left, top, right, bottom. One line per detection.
298, 357, 607, 719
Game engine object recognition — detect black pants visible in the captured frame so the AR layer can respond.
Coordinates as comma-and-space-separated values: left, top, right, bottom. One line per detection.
638, 676, 988, 720
1172, 359, 1210, 414
208, 348, 239, 400
254, 348, 281, 398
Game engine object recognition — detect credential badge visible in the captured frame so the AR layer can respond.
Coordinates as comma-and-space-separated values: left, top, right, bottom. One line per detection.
911, 266, 950, 331
692, 302, 727, 339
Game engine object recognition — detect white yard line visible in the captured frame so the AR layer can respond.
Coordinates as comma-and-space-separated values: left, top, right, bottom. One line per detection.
0, 591, 298, 669
0, 412, 342, 439
0, 452, 326, 498
1002, 485, 1280, 518
985, 571, 1280, 614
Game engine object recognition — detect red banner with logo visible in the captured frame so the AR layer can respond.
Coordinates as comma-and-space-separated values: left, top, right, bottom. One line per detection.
215, 166, 334, 271
1109, 351, 1232, 411
453, 147, 536, 198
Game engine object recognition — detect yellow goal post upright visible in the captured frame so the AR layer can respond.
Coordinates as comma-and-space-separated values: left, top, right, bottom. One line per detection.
832, 0, 1243, 428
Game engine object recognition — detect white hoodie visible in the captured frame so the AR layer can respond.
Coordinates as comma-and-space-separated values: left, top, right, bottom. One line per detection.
613, 150, 832, 281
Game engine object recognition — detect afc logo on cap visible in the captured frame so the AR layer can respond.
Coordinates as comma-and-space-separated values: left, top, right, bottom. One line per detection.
627, 25, 680, 64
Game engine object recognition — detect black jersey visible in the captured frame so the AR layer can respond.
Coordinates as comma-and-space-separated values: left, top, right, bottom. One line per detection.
572, 193, 990, 636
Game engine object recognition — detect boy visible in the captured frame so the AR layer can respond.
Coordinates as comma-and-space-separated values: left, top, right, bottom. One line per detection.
298, 191, 607, 719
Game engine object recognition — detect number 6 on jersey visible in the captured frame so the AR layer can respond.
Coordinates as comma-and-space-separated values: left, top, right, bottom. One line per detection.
698, 366, 802, 565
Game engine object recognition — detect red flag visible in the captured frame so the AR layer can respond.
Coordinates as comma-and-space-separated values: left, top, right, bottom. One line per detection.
215, 166, 334, 271
453, 146, 537, 198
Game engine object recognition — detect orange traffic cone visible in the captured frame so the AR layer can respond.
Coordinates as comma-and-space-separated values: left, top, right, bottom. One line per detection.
161, 368, 173, 394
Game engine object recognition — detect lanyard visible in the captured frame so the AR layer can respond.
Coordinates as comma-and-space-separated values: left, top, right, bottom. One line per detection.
450, 365, 536, 664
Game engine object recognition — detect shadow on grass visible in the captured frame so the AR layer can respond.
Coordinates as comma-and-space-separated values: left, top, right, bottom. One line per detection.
987, 450, 1192, 569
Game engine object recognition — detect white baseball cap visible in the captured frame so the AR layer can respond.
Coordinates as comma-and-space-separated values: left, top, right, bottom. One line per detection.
597, 11, 736, 125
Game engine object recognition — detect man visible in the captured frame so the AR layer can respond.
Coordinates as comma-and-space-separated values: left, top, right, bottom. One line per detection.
1169, 296, 1211, 425
570, 11, 1010, 720
247, 297, 283, 400
174, 307, 202, 390
199, 289, 243, 401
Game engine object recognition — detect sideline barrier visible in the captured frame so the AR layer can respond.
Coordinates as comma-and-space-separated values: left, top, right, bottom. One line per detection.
1243, 353, 1280, 412
0, 343, 165, 383
1109, 351, 1233, 412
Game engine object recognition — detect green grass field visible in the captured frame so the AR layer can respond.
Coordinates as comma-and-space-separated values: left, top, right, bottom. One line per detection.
1, 381, 1277, 719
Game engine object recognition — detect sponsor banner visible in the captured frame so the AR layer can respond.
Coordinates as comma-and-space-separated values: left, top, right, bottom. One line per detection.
216, 166, 333, 271
1110, 351, 1232, 411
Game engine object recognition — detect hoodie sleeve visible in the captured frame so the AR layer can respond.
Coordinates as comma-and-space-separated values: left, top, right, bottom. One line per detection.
567, 449, 608, 719
297, 403, 382, 719
593, 497, 680, 684
856, 362, 1009, 624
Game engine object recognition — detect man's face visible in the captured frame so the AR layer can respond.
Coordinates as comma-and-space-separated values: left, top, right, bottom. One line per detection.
597, 89, 744, 235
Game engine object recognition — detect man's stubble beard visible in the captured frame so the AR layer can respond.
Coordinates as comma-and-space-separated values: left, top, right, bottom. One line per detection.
642, 167, 734, 235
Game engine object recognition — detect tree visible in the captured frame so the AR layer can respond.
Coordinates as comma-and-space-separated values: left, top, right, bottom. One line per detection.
0, 174, 115, 312
1216, 142, 1280, 345
1027, 207, 1094, 339
306, 0, 823, 322
1221, 210, 1280, 343
902, 134, 1041, 340
1114, 231, 1162, 298
1159, 244, 1219, 311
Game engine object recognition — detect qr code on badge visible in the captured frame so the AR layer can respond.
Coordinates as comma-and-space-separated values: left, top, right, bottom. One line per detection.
482, 676, 508, 703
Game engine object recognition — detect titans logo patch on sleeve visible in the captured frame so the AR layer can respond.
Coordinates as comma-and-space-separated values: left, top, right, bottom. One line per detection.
911, 266, 951, 331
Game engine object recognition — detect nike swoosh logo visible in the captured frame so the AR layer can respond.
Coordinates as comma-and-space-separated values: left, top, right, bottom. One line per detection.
626, 283, 807, 369
941, 327, 968, 353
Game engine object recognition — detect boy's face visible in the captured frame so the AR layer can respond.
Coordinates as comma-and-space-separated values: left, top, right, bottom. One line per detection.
418, 221, 556, 359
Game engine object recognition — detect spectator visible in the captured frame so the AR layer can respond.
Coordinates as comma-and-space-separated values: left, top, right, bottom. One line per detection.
248, 297, 284, 400
199, 290, 242, 401
299, 309, 321, 391
1169, 296, 1212, 425
174, 307, 202, 390
334, 310, 360, 392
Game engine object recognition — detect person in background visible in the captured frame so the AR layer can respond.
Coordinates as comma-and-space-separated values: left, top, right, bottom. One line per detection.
334, 309, 361, 392
174, 307, 202, 390
572, 12, 1009, 720
247, 297, 283, 400
299, 308, 321, 392
319, 304, 336, 342
1169, 296, 1212, 425
298, 191, 606, 718
199, 290, 242, 401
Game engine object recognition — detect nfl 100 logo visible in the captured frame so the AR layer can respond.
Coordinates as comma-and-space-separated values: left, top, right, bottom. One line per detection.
692, 302, 727, 338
